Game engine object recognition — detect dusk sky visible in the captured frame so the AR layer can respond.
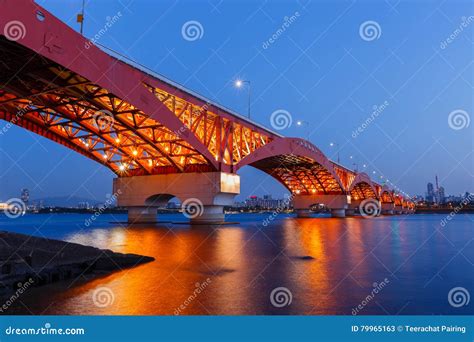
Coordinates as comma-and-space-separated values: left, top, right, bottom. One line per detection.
0, 0, 472, 202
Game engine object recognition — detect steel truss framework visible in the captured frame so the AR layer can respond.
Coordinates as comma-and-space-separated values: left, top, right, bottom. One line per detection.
0, 1, 413, 206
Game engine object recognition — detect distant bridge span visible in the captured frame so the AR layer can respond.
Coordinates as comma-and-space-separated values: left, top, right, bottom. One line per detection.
0, 1, 413, 223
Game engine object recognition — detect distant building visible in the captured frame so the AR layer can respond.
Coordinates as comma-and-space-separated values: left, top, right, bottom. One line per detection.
20, 188, 29, 204
426, 182, 435, 203
78, 201, 90, 209
438, 186, 445, 204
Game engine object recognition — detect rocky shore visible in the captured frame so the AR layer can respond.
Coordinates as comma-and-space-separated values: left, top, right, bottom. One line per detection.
0, 231, 154, 297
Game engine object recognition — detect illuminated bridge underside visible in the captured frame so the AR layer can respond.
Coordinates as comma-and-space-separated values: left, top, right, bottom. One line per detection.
0, 1, 414, 210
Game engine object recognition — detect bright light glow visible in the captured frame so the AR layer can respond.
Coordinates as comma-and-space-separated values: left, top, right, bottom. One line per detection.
103, 154, 107, 159
119, 164, 125, 171
132, 150, 138, 156
363, 164, 367, 168
349, 155, 353, 159
297, 120, 302, 126
311, 189, 316, 193
373, 171, 376, 174
115, 138, 120, 143
85, 143, 89, 147
235, 80, 243, 88
295, 190, 301, 194
329, 142, 334, 147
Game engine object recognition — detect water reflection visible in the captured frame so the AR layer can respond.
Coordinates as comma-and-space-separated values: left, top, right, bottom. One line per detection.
2, 213, 473, 315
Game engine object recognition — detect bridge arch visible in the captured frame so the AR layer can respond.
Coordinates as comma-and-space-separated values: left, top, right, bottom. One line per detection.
236, 137, 345, 195
347, 173, 378, 200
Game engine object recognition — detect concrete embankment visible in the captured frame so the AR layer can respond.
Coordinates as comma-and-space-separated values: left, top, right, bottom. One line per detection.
0, 231, 154, 297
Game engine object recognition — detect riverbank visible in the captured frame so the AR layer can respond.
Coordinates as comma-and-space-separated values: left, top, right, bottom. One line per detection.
0, 231, 154, 298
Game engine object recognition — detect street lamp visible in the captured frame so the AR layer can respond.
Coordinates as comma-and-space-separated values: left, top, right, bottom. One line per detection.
235, 79, 251, 119
329, 142, 340, 164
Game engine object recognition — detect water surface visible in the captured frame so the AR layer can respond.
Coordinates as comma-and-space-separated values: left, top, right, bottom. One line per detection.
0, 213, 472, 315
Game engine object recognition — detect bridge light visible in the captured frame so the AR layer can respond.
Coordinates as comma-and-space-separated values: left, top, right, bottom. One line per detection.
295, 190, 301, 194
103, 154, 108, 159
119, 164, 125, 171
349, 155, 353, 159
235, 80, 243, 88
312, 189, 316, 193
363, 164, 367, 168
132, 150, 138, 156
115, 138, 120, 143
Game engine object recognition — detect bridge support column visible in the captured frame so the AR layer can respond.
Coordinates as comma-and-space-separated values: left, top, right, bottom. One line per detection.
113, 172, 240, 225
394, 205, 403, 214
295, 209, 312, 218
294, 194, 350, 218
127, 206, 158, 224
381, 203, 395, 215
189, 205, 225, 224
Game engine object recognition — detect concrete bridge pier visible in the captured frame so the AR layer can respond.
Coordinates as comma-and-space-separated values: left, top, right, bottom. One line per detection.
294, 194, 350, 218
295, 209, 312, 218
381, 203, 395, 215
113, 172, 240, 225
394, 205, 403, 215
345, 199, 363, 217
127, 206, 158, 223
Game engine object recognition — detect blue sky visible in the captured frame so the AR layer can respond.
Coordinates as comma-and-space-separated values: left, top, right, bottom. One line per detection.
0, 0, 472, 202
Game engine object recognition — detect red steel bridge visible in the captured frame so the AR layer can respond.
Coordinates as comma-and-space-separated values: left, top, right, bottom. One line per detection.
0, 1, 414, 223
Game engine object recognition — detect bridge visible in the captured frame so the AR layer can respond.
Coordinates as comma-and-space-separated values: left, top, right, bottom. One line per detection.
0, 1, 414, 223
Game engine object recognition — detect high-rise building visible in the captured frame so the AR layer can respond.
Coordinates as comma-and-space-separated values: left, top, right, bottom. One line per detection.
20, 188, 29, 204
426, 182, 434, 203
438, 186, 445, 204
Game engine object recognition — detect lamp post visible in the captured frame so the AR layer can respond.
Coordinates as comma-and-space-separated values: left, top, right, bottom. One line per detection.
296, 120, 310, 137
329, 142, 340, 164
235, 79, 251, 119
